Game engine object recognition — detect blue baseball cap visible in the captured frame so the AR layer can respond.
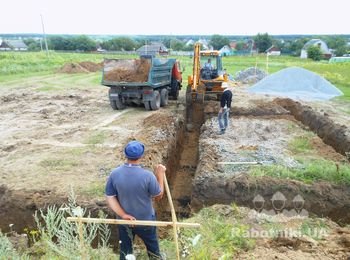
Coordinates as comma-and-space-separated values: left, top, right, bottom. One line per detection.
124, 141, 145, 160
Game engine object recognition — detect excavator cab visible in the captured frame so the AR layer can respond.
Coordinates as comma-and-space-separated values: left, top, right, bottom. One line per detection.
200, 52, 221, 80
187, 43, 228, 104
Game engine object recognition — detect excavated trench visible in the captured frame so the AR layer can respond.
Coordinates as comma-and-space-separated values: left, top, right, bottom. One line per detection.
157, 102, 204, 221
159, 97, 350, 225
1, 98, 350, 236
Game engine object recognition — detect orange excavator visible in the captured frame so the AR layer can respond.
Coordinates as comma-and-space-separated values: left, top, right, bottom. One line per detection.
186, 43, 228, 105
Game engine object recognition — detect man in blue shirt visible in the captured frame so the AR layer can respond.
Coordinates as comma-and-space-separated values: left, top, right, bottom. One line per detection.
204, 58, 214, 70
105, 140, 165, 259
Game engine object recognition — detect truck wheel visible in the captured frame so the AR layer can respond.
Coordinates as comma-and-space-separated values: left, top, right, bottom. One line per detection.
115, 97, 126, 110
144, 101, 151, 111
109, 88, 125, 110
170, 81, 180, 100
173, 83, 180, 100
150, 90, 161, 110
108, 88, 118, 110
110, 100, 118, 110
160, 89, 169, 107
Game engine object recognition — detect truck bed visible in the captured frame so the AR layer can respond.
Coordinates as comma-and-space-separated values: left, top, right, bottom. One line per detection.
102, 57, 176, 88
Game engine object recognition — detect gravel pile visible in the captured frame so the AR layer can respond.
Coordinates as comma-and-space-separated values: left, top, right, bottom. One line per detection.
235, 67, 267, 83
248, 67, 343, 101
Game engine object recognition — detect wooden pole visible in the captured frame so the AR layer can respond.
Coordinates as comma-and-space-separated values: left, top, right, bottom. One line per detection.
163, 174, 181, 260
266, 53, 269, 74
254, 56, 258, 82
67, 217, 200, 228
219, 161, 260, 165
78, 217, 86, 259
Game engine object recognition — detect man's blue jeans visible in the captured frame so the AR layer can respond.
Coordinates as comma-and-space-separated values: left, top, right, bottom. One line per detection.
118, 224, 161, 260
218, 108, 229, 131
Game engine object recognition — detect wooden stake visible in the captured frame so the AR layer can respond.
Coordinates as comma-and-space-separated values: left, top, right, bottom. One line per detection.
78, 217, 86, 259
163, 174, 181, 260
266, 53, 269, 74
67, 217, 200, 228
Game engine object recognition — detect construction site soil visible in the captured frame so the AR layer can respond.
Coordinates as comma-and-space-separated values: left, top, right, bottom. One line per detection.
0, 78, 349, 258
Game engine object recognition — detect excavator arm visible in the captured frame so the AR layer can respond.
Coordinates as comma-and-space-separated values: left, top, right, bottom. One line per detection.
192, 43, 201, 92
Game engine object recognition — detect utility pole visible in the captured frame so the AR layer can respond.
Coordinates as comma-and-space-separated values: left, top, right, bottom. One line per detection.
40, 14, 49, 57
39, 38, 43, 51
145, 39, 147, 55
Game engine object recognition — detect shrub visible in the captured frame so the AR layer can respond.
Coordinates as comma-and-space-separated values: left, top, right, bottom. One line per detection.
307, 46, 323, 61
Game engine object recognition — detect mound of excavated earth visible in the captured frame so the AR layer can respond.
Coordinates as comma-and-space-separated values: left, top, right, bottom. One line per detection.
57, 61, 102, 73
248, 67, 343, 101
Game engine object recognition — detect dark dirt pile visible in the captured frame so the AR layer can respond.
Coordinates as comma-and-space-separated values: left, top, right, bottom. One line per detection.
204, 100, 290, 117
57, 61, 102, 73
78, 61, 103, 72
193, 174, 350, 224
104, 58, 151, 82
275, 98, 350, 157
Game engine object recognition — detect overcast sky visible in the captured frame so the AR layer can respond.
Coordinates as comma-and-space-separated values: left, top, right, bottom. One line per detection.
1, 0, 349, 35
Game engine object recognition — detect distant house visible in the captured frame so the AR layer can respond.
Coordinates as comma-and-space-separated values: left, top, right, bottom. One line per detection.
266, 45, 281, 56
136, 42, 168, 56
185, 39, 195, 46
219, 45, 234, 56
244, 39, 257, 54
229, 41, 237, 50
0, 39, 28, 51
197, 39, 212, 50
300, 39, 331, 59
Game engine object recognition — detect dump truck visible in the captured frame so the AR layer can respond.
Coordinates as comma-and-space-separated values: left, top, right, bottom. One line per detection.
102, 56, 182, 110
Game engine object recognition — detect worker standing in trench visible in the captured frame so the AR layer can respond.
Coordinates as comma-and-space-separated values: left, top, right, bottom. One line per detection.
218, 87, 233, 134
105, 140, 166, 260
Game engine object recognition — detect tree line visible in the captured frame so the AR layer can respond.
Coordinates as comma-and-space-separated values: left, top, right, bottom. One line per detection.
23, 34, 349, 58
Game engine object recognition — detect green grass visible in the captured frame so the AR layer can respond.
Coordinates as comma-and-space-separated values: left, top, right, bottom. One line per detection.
1, 52, 350, 100
300, 218, 328, 240
250, 159, 350, 185
79, 181, 105, 197
0, 51, 136, 80
0, 231, 22, 259
40, 158, 79, 171
288, 136, 314, 154
84, 131, 107, 145
36, 85, 61, 92
179, 206, 255, 259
